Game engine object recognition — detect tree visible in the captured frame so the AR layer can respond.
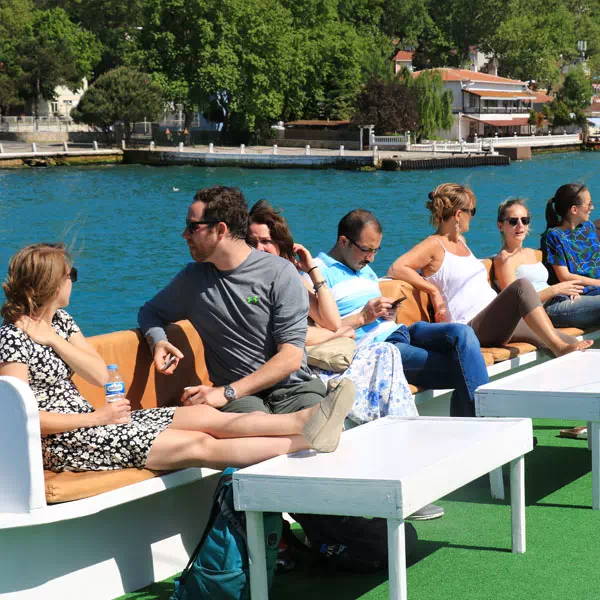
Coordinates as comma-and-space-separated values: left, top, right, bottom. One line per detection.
407, 70, 454, 140
549, 98, 573, 127
17, 8, 101, 116
352, 76, 418, 134
561, 65, 593, 110
71, 66, 164, 141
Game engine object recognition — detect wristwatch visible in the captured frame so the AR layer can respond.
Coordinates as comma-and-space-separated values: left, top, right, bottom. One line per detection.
224, 384, 237, 402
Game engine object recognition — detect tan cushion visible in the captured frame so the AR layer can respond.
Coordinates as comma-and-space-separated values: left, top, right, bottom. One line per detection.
379, 280, 431, 325
485, 342, 537, 362
558, 327, 585, 337
481, 352, 494, 366
44, 468, 164, 504
73, 320, 211, 411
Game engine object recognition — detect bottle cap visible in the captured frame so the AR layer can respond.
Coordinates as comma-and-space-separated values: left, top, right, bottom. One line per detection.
107, 364, 118, 370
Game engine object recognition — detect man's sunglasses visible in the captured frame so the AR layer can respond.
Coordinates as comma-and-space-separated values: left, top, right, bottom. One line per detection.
68, 267, 78, 283
347, 237, 382, 254
185, 219, 219, 234
502, 217, 531, 226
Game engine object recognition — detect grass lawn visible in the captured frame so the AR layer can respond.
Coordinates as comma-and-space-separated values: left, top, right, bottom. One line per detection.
117, 419, 600, 600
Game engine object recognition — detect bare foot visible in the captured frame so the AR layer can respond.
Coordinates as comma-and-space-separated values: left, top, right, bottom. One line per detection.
558, 339, 593, 357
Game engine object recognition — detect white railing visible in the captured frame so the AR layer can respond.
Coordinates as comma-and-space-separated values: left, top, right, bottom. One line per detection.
0, 116, 92, 132
371, 134, 410, 148
480, 133, 581, 147
409, 140, 491, 154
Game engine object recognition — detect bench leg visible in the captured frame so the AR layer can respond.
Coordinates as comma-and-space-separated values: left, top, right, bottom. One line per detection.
246, 511, 269, 599
510, 455, 526, 553
387, 518, 407, 600
489, 467, 505, 500
591, 422, 600, 510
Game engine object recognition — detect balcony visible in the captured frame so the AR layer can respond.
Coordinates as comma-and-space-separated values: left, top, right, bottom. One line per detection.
461, 106, 530, 114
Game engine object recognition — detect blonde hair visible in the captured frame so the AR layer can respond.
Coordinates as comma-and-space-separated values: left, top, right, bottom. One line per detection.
426, 183, 476, 227
497, 198, 530, 222
1, 243, 72, 324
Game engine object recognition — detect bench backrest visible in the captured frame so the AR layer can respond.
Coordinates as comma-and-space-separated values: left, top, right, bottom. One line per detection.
73, 321, 212, 411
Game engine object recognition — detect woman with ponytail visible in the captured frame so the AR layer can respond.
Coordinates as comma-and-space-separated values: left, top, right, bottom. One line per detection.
388, 183, 591, 356
0, 243, 352, 473
540, 183, 600, 328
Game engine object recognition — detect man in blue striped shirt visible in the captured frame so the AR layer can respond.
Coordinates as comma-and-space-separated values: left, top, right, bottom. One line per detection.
315, 209, 489, 419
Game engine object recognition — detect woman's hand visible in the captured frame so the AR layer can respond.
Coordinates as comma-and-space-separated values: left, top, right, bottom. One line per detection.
430, 291, 447, 323
551, 280, 585, 301
92, 399, 131, 426
293, 243, 315, 273
14, 316, 59, 347
181, 385, 228, 408
334, 325, 356, 340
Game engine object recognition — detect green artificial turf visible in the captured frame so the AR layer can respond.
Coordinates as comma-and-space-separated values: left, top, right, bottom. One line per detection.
116, 419, 600, 600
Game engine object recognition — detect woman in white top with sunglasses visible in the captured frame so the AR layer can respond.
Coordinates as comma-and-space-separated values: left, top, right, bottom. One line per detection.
493, 198, 590, 328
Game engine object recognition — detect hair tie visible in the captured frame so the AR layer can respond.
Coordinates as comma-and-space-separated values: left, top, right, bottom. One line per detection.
428, 191, 435, 201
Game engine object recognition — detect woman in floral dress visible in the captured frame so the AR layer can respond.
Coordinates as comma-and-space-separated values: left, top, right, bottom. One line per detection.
0, 243, 353, 472
247, 201, 416, 425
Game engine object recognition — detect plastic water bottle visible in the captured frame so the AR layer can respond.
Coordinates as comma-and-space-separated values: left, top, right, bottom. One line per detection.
105, 364, 126, 403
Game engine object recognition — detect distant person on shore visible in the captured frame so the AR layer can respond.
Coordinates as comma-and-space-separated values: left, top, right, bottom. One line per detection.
493, 198, 592, 328
388, 183, 591, 357
538, 183, 600, 329
247, 200, 416, 426
310, 207, 490, 419
138, 185, 355, 426
0, 243, 349, 476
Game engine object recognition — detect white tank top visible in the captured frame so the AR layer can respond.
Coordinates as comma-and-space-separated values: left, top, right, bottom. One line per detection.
515, 262, 549, 293
425, 237, 497, 324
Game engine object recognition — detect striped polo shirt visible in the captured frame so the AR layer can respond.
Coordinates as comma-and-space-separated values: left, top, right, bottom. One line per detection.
315, 252, 405, 346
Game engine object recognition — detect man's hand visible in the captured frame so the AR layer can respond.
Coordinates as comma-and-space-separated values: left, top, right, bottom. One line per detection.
14, 316, 59, 347
361, 297, 394, 325
181, 385, 228, 408
92, 399, 132, 425
153, 340, 184, 375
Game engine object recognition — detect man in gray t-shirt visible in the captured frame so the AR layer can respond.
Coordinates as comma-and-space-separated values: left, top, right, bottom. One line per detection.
138, 185, 326, 414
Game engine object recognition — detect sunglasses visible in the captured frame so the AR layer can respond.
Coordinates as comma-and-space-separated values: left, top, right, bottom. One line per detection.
67, 267, 78, 283
347, 237, 382, 254
466, 207, 477, 217
502, 217, 531, 227
185, 219, 219, 235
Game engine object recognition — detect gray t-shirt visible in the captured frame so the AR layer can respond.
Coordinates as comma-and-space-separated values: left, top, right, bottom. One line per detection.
138, 249, 313, 390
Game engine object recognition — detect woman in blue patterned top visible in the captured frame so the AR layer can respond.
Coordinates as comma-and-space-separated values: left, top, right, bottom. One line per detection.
542, 183, 600, 329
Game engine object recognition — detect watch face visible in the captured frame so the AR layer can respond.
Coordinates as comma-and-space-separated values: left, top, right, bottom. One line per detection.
225, 385, 236, 400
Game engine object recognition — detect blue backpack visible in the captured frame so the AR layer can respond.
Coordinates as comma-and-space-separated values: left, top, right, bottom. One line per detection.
171, 468, 282, 600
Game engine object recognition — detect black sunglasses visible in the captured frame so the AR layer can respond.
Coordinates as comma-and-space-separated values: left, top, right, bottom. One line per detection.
502, 216, 531, 226
347, 237, 381, 254
185, 219, 219, 235
68, 267, 78, 283
466, 207, 477, 217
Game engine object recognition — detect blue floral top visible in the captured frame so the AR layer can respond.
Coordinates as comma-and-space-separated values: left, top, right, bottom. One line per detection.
543, 221, 600, 294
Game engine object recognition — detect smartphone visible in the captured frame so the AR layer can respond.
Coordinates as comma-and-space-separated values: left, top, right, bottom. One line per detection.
161, 355, 177, 371
390, 295, 407, 309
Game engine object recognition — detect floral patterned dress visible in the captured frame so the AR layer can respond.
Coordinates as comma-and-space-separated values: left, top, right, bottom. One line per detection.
0, 309, 175, 472
312, 342, 417, 425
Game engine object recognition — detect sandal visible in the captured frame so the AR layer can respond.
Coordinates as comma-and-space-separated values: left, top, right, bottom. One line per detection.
559, 426, 587, 440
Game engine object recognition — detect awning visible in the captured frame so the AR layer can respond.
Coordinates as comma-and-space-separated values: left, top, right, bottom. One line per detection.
466, 90, 536, 100
588, 117, 600, 127
465, 116, 530, 127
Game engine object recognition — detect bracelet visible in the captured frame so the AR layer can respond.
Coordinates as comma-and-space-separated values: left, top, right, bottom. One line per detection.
306, 265, 319, 275
313, 280, 327, 295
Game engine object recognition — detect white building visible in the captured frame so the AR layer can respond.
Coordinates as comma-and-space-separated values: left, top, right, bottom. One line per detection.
36, 79, 88, 118
414, 68, 535, 140
393, 50, 414, 74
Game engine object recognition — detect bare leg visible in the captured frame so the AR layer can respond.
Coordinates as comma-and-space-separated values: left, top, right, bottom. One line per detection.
169, 404, 315, 439
145, 428, 310, 470
522, 307, 592, 356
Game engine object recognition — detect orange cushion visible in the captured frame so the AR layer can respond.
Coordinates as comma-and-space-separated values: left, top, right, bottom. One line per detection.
484, 342, 537, 362
558, 327, 585, 337
73, 320, 212, 411
44, 468, 164, 504
379, 280, 431, 325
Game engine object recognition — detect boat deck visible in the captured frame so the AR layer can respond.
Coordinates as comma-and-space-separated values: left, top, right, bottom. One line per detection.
117, 418, 599, 600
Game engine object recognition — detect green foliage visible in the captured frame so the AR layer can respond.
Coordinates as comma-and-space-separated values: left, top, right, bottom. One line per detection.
352, 76, 418, 133
561, 65, 594, 110
549, 98, 573, 126
407, 70, 454, 140
71, 66, 164, 139
529, 108, 537, 126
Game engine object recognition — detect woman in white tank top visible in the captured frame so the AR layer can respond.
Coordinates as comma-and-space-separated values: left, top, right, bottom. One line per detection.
492, 198, 598, 329
387, 183, 590, 356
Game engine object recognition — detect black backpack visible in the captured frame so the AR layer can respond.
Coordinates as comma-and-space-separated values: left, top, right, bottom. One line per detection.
287, 513, 418, 573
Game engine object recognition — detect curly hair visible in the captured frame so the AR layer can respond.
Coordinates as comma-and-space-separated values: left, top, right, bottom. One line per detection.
426, 183, 476, 227
192, 185, 249, 240
248, 200, 295, 261
1, 243, 72, 324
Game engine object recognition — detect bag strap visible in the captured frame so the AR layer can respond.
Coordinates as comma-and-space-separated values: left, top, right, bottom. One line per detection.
178, 473, 234, 584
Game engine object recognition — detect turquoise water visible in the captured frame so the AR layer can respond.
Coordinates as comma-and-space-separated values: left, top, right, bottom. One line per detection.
0, 152, 598, 336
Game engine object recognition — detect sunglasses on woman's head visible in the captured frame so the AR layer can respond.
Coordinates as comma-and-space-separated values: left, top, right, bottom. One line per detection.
502, 217, 531, 226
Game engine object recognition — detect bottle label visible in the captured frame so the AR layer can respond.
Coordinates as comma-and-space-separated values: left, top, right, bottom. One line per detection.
105, 382, 125, 397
